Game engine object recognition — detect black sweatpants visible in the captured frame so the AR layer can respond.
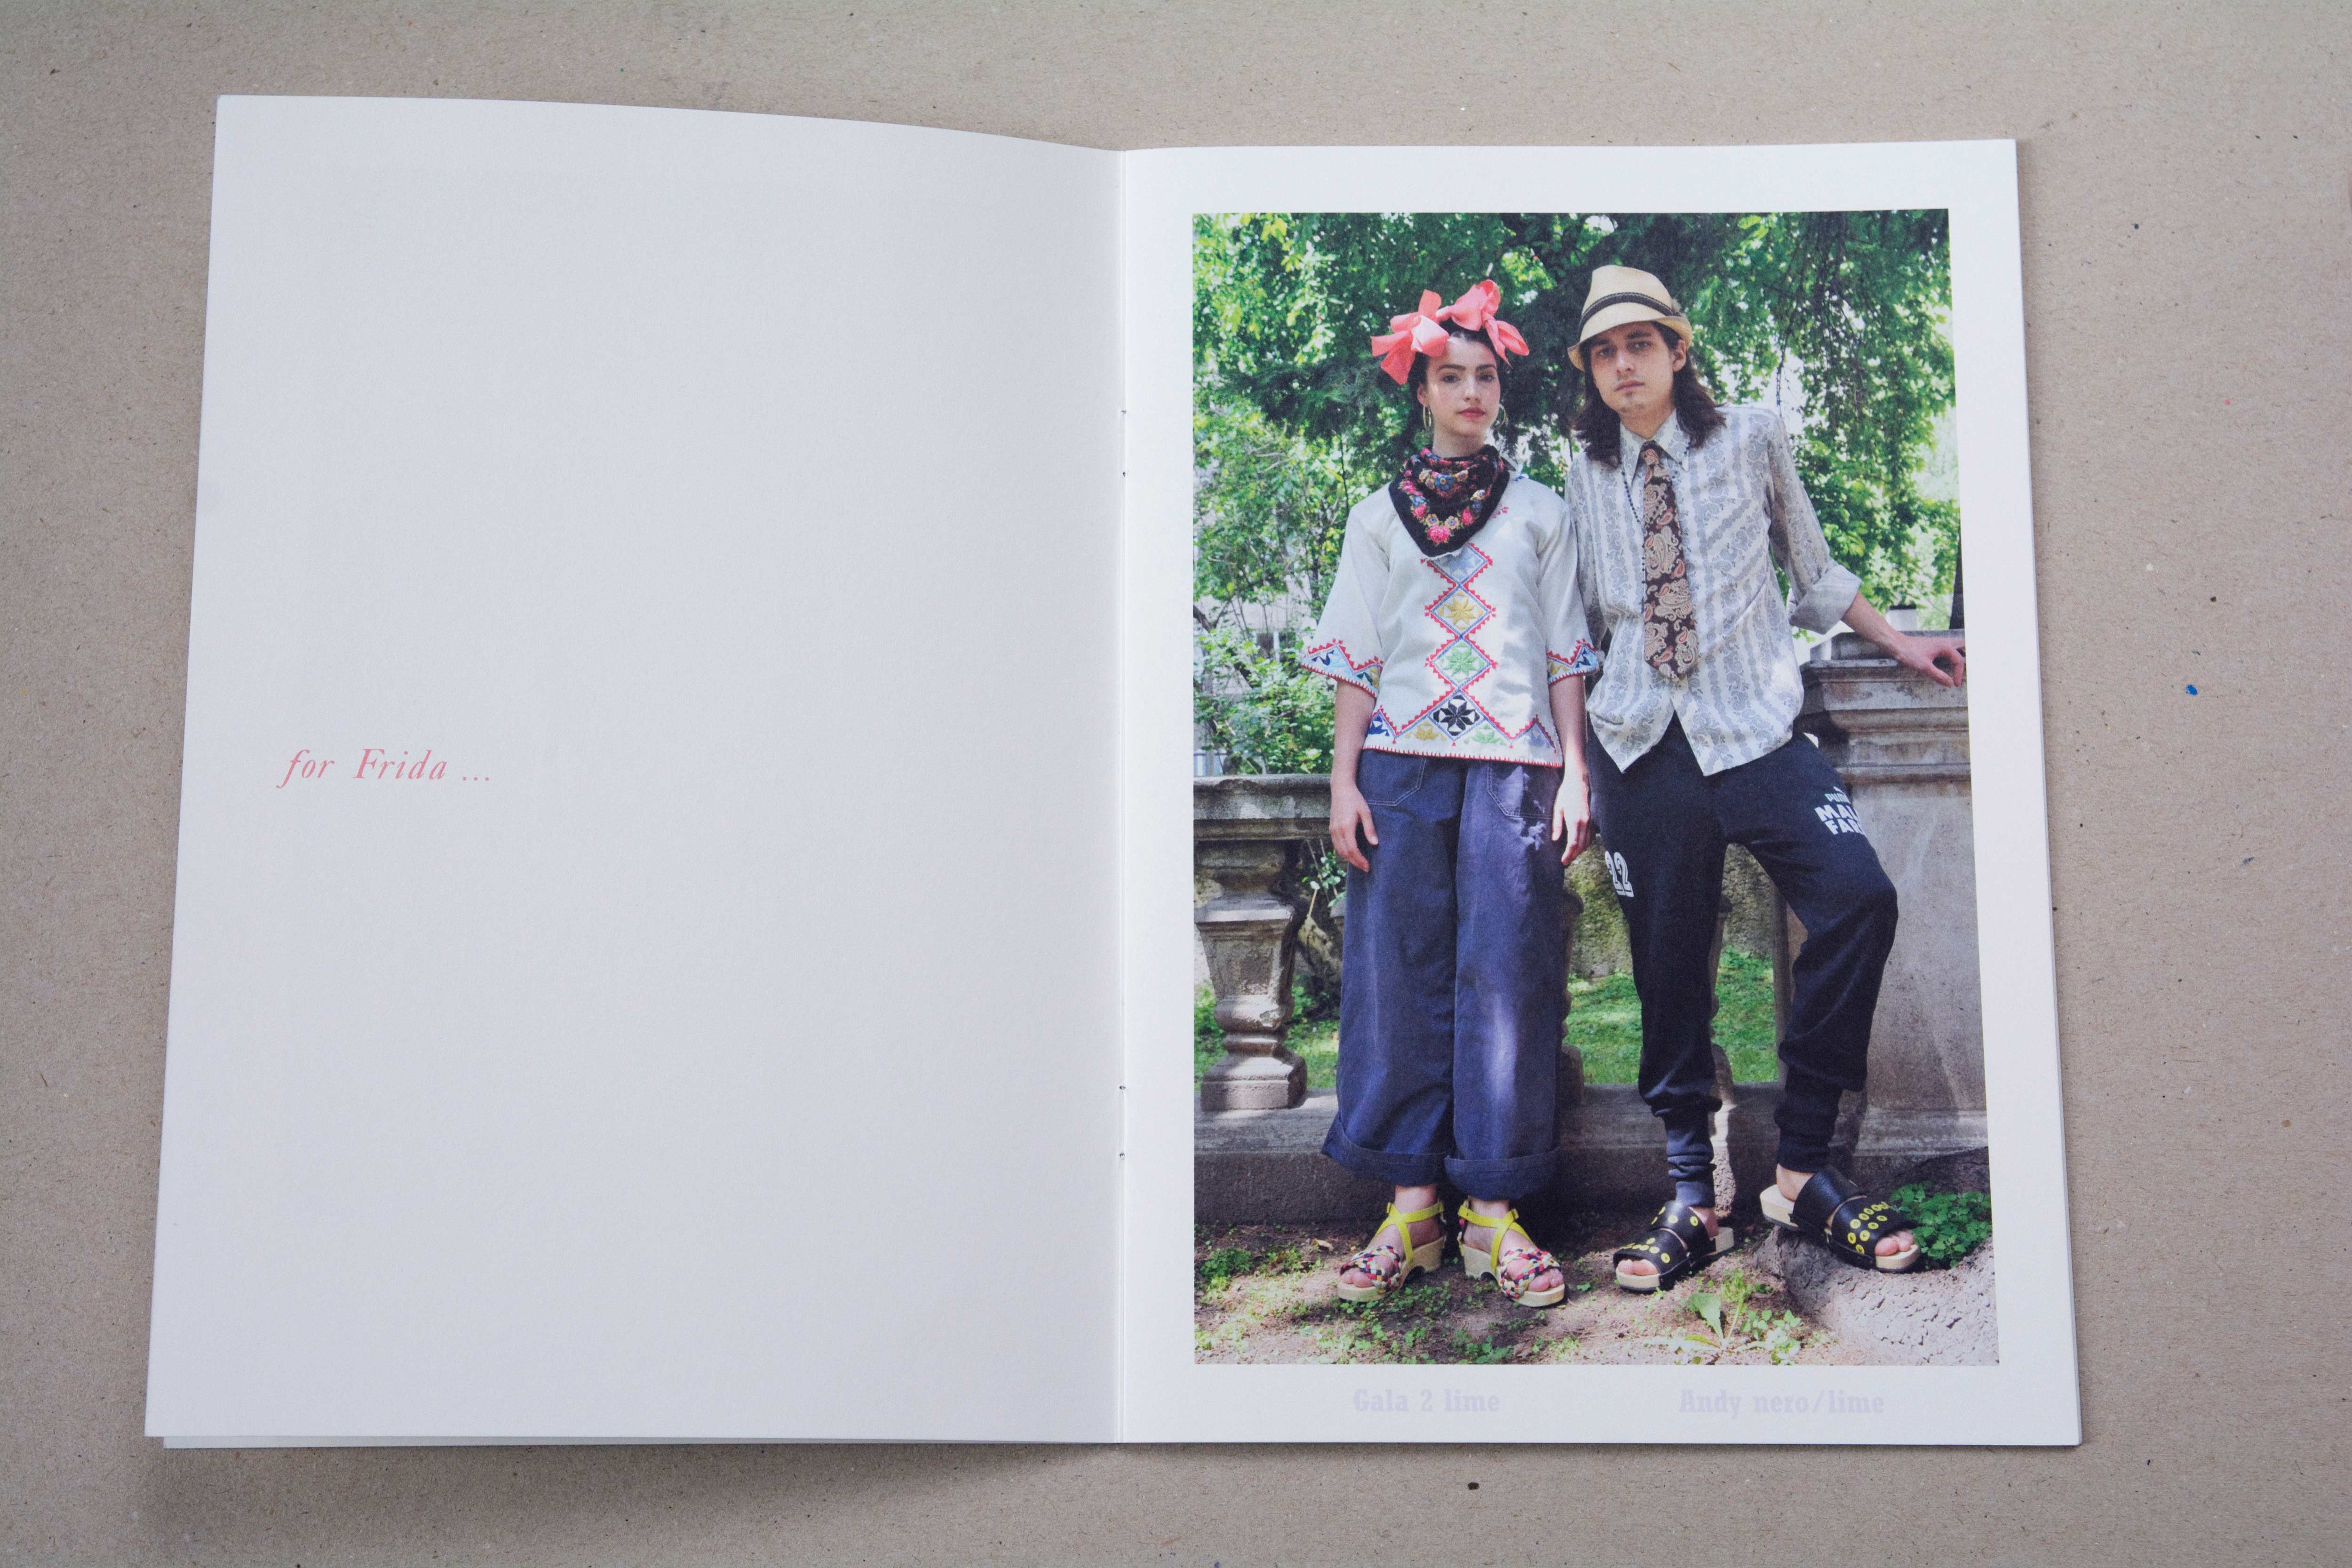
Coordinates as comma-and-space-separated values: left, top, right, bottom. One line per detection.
1585, 719, 1898, 1205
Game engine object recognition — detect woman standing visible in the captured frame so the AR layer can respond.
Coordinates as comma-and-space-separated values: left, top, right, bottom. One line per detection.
1298, 282, 1600, 1308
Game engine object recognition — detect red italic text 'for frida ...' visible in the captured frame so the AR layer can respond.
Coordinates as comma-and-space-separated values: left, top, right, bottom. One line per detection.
275, 748, 492, 787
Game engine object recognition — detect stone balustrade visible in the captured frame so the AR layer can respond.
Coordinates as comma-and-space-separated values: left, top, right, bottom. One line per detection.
1192, 774, 1328, 1111
1194, 646, 1984, 1209
1192, 771, 1593, 1120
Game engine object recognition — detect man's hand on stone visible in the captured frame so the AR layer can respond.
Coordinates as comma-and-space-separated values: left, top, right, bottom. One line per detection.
1891, 633, 1966, 687
1838, 592, 1966, 687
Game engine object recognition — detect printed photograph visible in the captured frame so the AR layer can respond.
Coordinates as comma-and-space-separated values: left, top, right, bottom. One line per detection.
1190, 211, 1994, 1367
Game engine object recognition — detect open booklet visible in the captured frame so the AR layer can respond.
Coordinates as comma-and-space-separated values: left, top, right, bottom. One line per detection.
147, 96, 2076, 1446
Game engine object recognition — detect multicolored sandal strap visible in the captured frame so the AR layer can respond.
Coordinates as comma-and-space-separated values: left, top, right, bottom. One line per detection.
1458, 1203, 1559, 1301
1495, 1242, 1562, 1301
1340, 1201, 1444, 1289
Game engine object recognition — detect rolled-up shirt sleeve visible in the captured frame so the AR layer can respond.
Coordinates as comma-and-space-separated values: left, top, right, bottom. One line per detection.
1298, 509, 1387, 696
1540, 502, 1602, 683
1764, 419, 1862, 635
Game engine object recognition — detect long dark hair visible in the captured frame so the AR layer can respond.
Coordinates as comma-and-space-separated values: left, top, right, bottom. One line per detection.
1569, 323, 1724, 468
1398, 324, 1513, 457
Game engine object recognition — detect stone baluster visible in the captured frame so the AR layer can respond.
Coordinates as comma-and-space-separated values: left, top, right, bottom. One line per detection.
1194, 774, 1330, 1111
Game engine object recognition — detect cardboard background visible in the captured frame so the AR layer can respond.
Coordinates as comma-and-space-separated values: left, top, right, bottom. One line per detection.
3, 2, 2344, 1560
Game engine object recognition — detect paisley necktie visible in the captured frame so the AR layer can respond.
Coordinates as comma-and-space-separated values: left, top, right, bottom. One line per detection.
1638, 440, 1697, 681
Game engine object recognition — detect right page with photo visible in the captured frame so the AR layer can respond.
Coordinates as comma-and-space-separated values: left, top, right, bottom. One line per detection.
1118, 141, 2077, 1443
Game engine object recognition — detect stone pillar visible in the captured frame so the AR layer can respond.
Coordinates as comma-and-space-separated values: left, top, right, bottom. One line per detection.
1796, 633, 1986, 1182
1194, 775, 1329, 1111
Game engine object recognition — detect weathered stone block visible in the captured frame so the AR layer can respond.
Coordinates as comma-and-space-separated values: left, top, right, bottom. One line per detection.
1798, 637, 1985, 1175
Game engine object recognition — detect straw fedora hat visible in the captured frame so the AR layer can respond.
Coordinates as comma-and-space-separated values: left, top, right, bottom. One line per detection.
1566, 265, 1695, 370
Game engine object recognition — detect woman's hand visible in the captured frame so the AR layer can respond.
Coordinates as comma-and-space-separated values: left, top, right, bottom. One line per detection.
1327, 684, 1381, 872
1550, 766, 1594, 865
1330, 779, 1378, 873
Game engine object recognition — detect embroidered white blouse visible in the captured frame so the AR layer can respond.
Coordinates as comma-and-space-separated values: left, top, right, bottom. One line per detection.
1299, 468, 1600, 769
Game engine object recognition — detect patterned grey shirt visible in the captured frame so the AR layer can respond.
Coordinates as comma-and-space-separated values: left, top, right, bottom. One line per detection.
1566, 405, 1860, 776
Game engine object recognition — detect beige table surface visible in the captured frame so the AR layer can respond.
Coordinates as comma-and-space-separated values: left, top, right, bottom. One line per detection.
5, 3, 2347, 1563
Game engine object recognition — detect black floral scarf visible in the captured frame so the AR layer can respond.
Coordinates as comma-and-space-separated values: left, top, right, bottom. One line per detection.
1390, 445, 1509, 557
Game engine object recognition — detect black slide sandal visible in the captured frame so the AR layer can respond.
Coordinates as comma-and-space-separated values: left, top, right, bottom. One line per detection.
1760, 1168, 1921, 1272
1612, 1200, 1733, 1293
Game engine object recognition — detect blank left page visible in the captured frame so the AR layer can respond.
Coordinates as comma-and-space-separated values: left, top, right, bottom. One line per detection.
147, 96, 1122, 1443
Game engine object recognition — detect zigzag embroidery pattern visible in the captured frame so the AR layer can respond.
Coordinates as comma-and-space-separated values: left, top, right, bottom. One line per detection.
1299, 637, 1382, 696
1379, 542, 1547, 753
1547, 638, 1599, 682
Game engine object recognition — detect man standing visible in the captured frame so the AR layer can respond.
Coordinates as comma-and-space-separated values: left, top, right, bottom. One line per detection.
1558, 266, 1966, 1290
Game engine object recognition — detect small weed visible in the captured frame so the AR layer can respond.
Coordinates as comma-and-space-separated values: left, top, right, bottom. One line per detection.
1194, 1318, 1246, 1354
1307, 1321, 1365, 1359
1261, 1241, 1322, 1275
1449, 1329, 1515, 1365
1641, 1268, 1807, 1365
1334, 1278, 1447, 1322
1385, 1279, 1451, 1316
1198, 1246, 1257, 1293
1889, 1183, 1992, 1267
1312, 1312, 1436, 1364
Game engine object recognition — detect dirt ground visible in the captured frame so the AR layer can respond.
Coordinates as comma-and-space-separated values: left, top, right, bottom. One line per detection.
1194, 1205, 1880, 1367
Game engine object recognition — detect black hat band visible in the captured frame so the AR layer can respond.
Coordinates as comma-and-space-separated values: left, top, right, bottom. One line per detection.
1577, 291, 1682, 335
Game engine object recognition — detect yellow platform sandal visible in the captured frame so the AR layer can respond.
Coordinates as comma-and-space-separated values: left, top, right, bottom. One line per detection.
1334, 1201, 1447, 1303
1456, 1201, 1568, 1308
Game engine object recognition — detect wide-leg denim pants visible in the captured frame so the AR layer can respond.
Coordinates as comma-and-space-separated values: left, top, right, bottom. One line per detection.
1322, 749, 1567, 1200
1585, 719, 1899, 1206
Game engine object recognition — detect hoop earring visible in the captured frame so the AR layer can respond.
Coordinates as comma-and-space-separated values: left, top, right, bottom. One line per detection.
1495, 399, 1508, 427
1420, 404, 1432, 438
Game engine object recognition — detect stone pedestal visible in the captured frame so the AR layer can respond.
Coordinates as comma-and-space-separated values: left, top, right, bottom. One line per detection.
1194, 774, 1329, 1111
1797, 633, 1986, 1184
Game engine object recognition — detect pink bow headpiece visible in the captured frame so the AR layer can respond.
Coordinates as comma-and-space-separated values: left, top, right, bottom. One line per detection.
1369, 279, 1531, 384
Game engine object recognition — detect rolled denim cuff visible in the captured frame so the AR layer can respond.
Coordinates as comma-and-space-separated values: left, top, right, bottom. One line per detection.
1446, 1145, 1559, 1203
1322, 1119, 1447, 1187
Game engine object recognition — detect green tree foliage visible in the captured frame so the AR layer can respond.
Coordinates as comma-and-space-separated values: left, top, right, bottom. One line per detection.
1192, 213, 1960, 770
1193, 624, 1335, 777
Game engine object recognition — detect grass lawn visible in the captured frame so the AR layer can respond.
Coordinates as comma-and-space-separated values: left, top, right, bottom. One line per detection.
1195, 948, 1780, 1090
1570, 948, 1779, 1084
